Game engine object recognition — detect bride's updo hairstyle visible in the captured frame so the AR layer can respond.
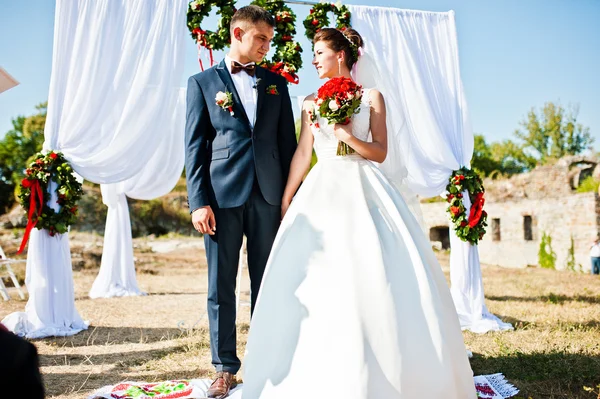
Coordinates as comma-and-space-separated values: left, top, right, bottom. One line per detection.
313, 28, 364, 70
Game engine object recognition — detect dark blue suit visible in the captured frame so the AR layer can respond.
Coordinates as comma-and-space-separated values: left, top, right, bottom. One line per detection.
185, 60, 297, 374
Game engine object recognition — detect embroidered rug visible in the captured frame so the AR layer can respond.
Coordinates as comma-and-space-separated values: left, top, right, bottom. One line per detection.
89, 374, 518, 399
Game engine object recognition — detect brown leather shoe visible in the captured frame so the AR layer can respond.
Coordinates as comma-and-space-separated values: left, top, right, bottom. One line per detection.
207, 371, 237, 398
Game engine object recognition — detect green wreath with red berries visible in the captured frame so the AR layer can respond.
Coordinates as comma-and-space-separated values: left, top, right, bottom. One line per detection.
187, 0, 237, 69
18, 151, 83, 238
252, 0, 303, 84
303, 2, 352, 43
445, 167, 488, 245
186, 0, 303, 83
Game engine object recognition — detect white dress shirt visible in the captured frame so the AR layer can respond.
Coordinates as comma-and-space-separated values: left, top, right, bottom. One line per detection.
225, 55, 258, 129
591, 241, 600, 257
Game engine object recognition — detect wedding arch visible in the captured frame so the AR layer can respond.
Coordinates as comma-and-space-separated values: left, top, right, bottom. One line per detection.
2, 0, 511, 338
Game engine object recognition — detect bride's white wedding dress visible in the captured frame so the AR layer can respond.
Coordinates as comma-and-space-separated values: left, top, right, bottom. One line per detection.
241, 90, 477, 398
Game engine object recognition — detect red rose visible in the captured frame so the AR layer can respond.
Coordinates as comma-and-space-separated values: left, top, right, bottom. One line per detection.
281, 35, 292, 42
21, 178, 32, 188
270, 89, 277, 95
312, 19, 319, 26
309, 9, 314, 14
49, 152, 58, 159
450, 206, 461, 217
460, 221, 467, 227
457, 193, 463, 198
36, 159, 43, 165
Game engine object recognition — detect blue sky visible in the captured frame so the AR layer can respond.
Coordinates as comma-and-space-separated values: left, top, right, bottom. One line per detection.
0, 0, 599, 147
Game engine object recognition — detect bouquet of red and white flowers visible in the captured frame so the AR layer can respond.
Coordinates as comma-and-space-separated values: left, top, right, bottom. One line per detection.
314, 77, 363, 155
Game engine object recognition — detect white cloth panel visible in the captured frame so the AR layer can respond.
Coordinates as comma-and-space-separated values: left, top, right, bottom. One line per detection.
350, 6, 473, 198
90, 89, 186, 298
350, 5, 511, 333
3, 0, 188, 337
2, 181, 89, 338
450, 191, 513, 333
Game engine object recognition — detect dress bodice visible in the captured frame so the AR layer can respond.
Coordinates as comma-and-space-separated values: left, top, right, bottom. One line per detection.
310, 88, 372, 160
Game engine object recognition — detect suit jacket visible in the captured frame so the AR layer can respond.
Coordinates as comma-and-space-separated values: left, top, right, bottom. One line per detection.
185, 59, 297, 211
0, 328, 45, 399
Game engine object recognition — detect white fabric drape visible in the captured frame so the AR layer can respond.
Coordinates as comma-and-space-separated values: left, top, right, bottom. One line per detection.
2, 181, 88, 338
90, 89, 186, 299
350, 5, 511, 333
2, 0, 188, 337
450, 192, 513, 333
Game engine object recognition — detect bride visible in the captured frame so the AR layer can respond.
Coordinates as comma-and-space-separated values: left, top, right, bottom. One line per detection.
241, 28, 477, 399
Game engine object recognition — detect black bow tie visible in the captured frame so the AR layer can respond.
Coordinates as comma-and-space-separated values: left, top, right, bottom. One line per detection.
231, 61, 256, 77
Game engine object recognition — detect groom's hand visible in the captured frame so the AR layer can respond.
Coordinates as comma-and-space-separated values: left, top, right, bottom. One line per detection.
192, 206, 216, 235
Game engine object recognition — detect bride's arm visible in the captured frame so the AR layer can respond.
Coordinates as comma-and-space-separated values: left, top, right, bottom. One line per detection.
333, 89, 387, 163
281, 95, 316, 218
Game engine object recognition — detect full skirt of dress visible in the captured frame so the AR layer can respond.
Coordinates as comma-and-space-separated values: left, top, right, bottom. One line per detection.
241, 156, 476, 399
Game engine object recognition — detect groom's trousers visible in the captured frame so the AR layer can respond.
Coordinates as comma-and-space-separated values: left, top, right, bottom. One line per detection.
204, 180, 280, 374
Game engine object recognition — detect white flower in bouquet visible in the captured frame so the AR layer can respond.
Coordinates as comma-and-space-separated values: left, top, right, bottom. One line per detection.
316, 98, 324, 106
328, 100, 339, 111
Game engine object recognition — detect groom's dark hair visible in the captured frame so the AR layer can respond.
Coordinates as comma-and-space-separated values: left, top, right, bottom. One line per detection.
230, 5, 275, 32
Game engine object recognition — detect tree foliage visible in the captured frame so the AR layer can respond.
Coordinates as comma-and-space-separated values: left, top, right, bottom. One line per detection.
0, 102, 46, 213
514, 102, 593, 164
472, 101, 593, 178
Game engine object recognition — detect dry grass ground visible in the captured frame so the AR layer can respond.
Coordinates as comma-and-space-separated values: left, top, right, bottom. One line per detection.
1, 231, 599, 399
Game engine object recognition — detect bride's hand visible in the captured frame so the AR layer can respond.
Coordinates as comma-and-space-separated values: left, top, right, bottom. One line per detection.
281, 197, 292, 220
333, 121, 353, 142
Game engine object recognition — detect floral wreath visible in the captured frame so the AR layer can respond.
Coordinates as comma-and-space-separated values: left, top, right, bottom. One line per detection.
303, 2, 352, 43
445, 167, 487, 245
17, 151, 83, 253
187, 0, 237, 68
186, 0, 303, 83
253, 0, 303, 84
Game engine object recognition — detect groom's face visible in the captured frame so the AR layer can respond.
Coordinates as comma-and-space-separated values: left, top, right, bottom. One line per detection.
233, 22, 274, 64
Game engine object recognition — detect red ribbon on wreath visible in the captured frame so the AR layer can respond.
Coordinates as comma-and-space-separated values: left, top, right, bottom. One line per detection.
193, 28, 214, 71
467, 192, 485, 228
17, 178, 45, 254
268, 61, 299, 84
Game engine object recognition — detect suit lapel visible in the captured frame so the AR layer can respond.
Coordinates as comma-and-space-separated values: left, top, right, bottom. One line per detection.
254, 66, 266, 124
215, 60, 251, 128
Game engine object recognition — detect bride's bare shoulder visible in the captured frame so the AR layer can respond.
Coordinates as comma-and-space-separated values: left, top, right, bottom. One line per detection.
366, 89, 385, 107
303, 93, 316, 102
302, 93, 316, 111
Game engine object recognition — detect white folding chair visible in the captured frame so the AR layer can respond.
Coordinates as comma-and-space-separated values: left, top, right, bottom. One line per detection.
0, 244, 26, 301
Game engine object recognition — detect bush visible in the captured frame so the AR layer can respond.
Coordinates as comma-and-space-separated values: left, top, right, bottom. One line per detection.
538, 231, 557, 269
576, 176, 600, 193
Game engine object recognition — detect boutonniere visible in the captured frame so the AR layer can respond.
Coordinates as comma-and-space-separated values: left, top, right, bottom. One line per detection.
215, 91, 234, 116
266, 85, 279, 95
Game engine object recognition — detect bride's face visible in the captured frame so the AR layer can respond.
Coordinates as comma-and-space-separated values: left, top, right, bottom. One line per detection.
312, 41, 343, 79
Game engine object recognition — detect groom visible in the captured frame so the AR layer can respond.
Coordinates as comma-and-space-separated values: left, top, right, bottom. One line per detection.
184, 5, 297, 398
